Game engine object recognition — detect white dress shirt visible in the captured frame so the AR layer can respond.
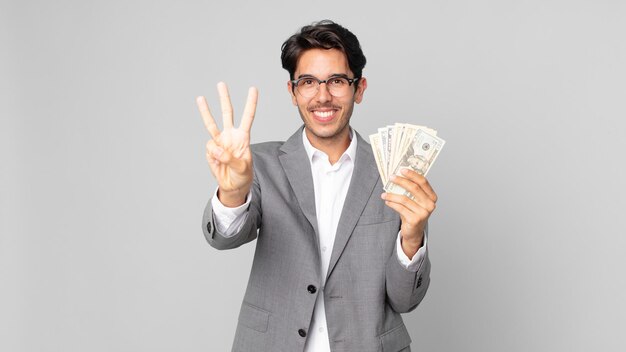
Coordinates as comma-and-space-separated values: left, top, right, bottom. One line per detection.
211, 129, 427, 351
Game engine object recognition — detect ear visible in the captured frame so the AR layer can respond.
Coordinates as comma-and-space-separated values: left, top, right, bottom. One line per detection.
287, 80, 297, 106
354, 77, 367, 104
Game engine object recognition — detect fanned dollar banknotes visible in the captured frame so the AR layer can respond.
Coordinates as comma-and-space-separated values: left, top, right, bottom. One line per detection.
369, 123, 446, 199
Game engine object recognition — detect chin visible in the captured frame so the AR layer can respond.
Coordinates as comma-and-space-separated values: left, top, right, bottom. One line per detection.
306, 121, 349, 140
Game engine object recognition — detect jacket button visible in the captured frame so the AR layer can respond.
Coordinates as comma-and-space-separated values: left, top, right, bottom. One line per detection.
206, 221, 212, 233
307, 285, 317, 294
298, 329, 307, 337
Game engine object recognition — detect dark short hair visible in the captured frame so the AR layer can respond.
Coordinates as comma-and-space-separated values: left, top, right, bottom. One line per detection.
281, 20, 367, 82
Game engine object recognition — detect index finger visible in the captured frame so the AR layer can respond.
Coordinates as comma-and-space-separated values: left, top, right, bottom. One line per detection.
196, 96, 220, 139
239, 87, 258, 132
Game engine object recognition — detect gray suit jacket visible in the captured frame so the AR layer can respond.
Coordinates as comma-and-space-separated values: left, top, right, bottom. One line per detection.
202, 127, 431, 352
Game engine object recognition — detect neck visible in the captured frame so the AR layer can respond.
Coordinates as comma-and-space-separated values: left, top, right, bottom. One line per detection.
305, 127, 351, 164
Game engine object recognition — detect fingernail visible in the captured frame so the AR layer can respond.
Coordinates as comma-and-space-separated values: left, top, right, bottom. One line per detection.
381, 193, 387, 200
213, 147, 223, 158
390, 175, 396, 181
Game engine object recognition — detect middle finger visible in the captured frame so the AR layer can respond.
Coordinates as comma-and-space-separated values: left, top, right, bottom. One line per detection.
217, 82, 234, 129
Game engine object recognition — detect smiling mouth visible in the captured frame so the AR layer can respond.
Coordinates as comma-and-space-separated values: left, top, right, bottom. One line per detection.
311, 108, 339, 122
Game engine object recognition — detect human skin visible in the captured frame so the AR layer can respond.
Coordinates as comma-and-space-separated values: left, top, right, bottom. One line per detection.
287, 48, 366, 164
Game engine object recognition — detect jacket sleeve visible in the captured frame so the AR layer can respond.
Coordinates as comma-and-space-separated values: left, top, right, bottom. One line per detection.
201, 172, 262, 250
384, 224, 432, 313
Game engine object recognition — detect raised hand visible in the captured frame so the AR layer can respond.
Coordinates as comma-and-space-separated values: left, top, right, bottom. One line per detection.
197, 82, 258, 207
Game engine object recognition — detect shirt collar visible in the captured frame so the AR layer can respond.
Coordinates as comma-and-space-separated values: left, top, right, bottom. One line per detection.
302, 127, 357, 165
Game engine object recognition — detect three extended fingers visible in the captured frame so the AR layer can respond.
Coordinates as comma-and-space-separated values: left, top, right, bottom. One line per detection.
197, 82, 258, 138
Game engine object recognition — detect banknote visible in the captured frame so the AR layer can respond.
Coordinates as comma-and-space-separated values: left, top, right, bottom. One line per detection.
378, 127, 389, 180
369, 133, 387, 184
384, 126, 396, 180
384, 129, 445, 198
370, 123, 445, 195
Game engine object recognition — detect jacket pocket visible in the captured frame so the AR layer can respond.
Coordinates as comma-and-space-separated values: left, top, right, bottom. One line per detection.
238, 302, 270, 333
379, 323, 412, 351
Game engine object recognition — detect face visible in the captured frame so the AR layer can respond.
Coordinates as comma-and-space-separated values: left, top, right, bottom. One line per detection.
288, 48, 367, 146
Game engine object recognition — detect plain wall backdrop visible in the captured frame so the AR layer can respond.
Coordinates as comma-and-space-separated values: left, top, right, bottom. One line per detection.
2, 0, 625, 351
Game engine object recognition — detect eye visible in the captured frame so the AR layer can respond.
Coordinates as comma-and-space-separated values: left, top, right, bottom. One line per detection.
330, 78, 347, 86
300, 78, 315, 86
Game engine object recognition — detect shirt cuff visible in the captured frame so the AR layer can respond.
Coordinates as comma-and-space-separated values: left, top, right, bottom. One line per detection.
210, 188, 252, 237
395, 229, 428, 272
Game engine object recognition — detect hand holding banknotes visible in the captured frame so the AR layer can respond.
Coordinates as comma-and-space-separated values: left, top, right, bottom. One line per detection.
196, 82, 258, 207
382, 169, 437, 258
370, 123, 446, 258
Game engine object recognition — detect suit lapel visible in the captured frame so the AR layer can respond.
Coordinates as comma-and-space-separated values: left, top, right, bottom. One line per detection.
278, 127, 320, 239
326, 132, 380, 280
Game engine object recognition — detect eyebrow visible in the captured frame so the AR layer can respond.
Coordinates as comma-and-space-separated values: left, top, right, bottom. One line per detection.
296, 73, 351, 79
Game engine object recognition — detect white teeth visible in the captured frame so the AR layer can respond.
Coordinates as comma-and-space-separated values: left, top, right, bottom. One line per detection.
314, 111, 333, 118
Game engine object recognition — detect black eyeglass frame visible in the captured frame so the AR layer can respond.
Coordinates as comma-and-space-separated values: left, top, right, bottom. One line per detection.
290, 75, 361, 96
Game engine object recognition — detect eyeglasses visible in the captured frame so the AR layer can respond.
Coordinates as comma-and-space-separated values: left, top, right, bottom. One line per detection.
291, 75, 360, 98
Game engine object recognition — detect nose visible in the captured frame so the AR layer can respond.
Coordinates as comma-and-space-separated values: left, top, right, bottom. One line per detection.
315, 82, 332, 103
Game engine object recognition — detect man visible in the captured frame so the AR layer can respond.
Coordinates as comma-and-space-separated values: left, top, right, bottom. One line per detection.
197, 20, 437, 352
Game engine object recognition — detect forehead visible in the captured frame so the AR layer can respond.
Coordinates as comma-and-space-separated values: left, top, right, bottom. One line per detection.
295, 48, 353, 77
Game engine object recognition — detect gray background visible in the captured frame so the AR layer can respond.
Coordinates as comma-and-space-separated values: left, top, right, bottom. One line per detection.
2, 0, 625, 351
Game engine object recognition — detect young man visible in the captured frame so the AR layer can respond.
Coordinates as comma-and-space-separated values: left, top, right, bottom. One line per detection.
197, 20, 437, 352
